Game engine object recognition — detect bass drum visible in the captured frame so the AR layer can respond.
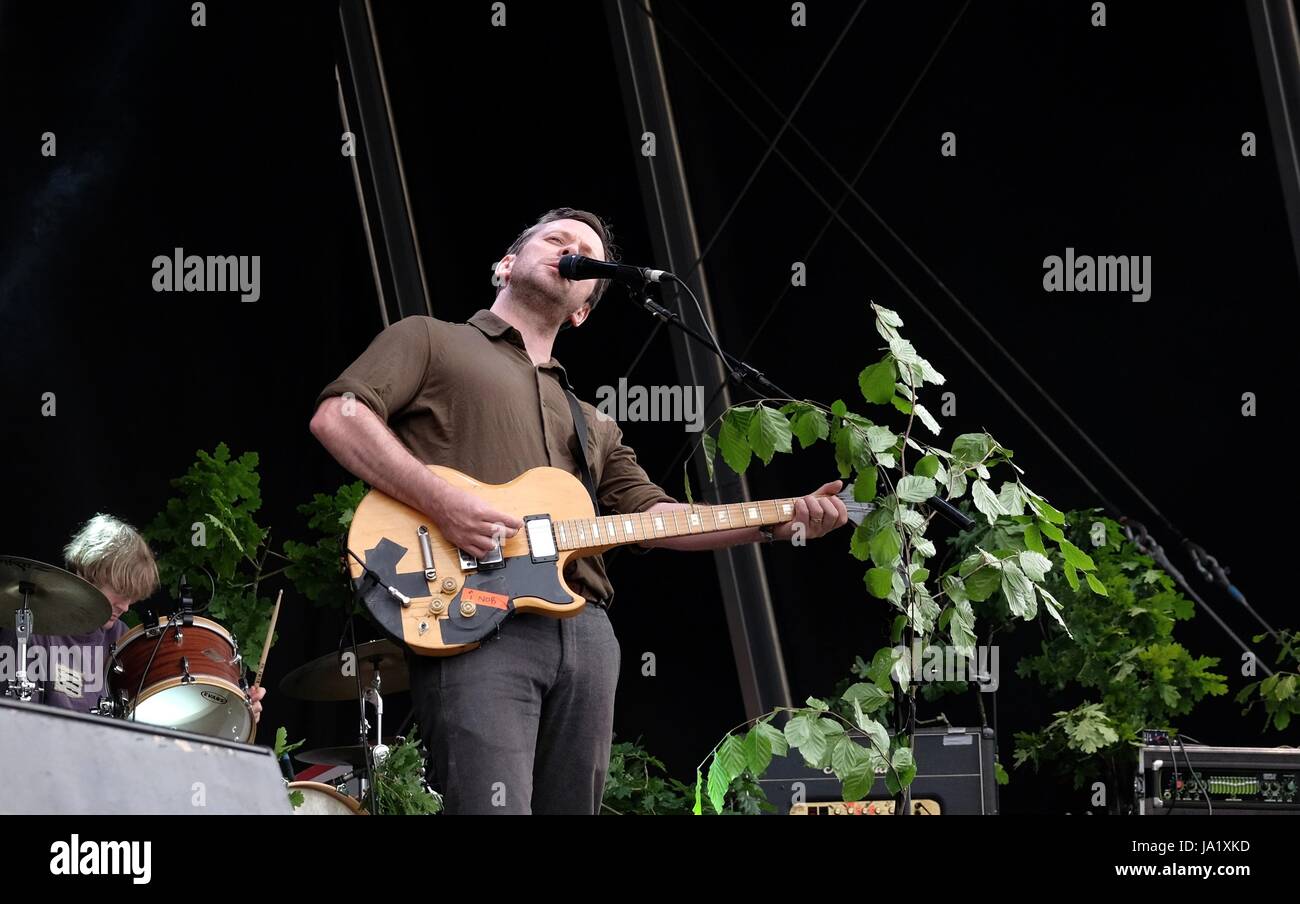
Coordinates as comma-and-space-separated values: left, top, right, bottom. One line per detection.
108, 615, 254, 743
288, 782, 368, 815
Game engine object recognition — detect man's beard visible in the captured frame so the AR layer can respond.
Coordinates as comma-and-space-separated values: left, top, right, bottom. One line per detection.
509, 265, 571, 320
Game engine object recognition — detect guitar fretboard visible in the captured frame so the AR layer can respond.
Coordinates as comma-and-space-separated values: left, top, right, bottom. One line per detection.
553, 498, 797, 553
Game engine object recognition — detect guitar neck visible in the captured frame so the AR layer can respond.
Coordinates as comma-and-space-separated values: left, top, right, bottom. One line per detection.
553, 498, 798, 554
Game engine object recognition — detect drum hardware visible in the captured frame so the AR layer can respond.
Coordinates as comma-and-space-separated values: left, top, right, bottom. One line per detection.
280, 619, 416, 811
361, 664, 389, 766
8, 588, 40, 702
180, 656, 195, 684
92, 695, 121, 718
133, 601, 160, 632
2, 557, 111, 702
330, 767, 367, 798
177, 574, 195, 627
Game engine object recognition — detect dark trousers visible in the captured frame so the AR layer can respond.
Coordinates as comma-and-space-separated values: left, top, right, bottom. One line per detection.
408, 604, 621, 814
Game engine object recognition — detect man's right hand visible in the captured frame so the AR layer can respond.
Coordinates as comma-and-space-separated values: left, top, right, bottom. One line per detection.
309, 398, 523, 558
429, 486, 523, 559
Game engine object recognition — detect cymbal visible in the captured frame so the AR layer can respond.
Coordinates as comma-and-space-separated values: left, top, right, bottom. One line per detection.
0, 556, 112, 634
296, 738, 401, 767
279, 639, 409, 701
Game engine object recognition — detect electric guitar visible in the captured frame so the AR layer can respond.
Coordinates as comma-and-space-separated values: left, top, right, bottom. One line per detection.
346, 465, 870, 656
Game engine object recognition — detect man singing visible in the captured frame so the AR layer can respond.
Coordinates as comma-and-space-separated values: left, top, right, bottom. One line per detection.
310, 208, 847, 814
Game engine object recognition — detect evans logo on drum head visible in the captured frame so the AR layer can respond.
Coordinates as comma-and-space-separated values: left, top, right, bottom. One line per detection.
201, 690, 230, 706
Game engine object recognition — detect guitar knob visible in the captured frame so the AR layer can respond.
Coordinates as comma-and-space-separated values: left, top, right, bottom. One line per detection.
429, 598, 446, 614
459, 601, 477, 619
441, 578, 456, 594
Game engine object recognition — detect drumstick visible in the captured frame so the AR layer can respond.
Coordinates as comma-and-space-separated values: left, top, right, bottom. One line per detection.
251, 589, 283, 692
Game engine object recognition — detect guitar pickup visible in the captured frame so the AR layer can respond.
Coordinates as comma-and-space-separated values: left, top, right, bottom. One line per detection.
458, 541, 504, 572
524, 515, 557, 563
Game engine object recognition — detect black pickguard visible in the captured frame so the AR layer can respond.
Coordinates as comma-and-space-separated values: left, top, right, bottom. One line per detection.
355, 537, 576, 649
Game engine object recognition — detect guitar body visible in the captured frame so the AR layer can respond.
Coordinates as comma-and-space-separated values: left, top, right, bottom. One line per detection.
347, 464, 850, 658
347, 465, 599, 657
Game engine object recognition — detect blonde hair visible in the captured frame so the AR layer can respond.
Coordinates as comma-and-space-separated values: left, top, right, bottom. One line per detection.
63, 514, 161, 602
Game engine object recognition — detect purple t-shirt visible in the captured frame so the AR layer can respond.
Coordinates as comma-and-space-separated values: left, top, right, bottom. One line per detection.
0, 620, 128, 714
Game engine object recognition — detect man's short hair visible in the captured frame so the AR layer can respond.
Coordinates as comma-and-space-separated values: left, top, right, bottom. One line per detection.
497, 207, 618, 325
63, 514, 160, 602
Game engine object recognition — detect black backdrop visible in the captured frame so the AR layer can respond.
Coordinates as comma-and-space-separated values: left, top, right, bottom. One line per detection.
1, 1, 1293, 814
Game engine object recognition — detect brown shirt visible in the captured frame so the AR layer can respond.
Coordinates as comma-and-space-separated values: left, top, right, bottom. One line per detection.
316, 309, 676, 607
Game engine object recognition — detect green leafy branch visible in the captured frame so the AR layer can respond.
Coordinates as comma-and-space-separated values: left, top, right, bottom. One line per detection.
602, 738, 711, 814
953, 511, 1229, 807
1237, 628, 1300, 733
686, 302, 1102, 810
145, 443, 283, 670
371, 728, 443, 815
146, 445, 369, 692
273, 726, 307, 808
692, 700, 908, 816
282, 481, 368, 613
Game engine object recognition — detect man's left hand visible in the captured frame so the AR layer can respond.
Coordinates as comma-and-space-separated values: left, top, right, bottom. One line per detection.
772, 480, 849, 543
249, 685, 266, 723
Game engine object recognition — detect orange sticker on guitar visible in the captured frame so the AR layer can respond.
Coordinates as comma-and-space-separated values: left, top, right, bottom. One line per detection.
462, 588, 510, 610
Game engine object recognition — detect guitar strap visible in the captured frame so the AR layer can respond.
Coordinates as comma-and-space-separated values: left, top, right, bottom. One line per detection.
561, 382, 618, 611
561, 385, 601, 516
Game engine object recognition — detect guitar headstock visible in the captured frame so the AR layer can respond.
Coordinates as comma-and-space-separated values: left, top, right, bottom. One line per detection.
836, 484, 876, 526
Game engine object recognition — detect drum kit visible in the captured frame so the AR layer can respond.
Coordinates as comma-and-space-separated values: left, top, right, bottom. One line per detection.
2, 555, 421, 815
1, 556, 259, 740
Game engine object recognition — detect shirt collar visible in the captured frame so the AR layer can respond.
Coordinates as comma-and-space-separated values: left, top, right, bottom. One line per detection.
468, 308, 570, 379
468, 308, 513, 338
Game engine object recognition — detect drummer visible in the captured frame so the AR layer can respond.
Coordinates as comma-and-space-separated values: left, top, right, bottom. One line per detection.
0, 514, 266, 721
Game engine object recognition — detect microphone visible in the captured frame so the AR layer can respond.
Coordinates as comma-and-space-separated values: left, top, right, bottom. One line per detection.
558, 254, 673, 286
